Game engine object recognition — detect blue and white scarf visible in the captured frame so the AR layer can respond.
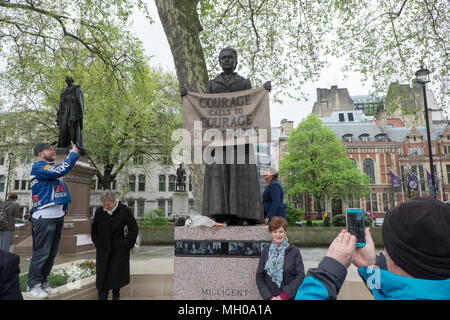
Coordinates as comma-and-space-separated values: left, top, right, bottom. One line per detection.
264, 236, 289, 288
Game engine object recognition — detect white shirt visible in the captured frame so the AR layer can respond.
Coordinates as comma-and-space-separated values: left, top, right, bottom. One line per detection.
33, 205, 64, 219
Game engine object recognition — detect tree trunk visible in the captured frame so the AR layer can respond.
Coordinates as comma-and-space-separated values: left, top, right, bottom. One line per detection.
155, 0, 209, 213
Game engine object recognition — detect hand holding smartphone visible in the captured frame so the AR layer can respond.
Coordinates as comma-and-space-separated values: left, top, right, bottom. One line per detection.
346, 208, 366, 247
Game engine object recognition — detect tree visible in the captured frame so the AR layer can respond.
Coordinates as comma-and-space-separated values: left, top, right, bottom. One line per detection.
279, 114, 370, 219
0, 0, 151, 83
0, 42, 181, 190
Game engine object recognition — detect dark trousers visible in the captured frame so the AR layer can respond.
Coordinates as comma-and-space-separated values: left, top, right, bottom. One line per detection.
27, 216, 64, 289
98, 288, 120, 300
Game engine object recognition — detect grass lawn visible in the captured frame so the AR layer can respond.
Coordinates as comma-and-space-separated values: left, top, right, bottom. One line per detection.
19, 274, 68, 292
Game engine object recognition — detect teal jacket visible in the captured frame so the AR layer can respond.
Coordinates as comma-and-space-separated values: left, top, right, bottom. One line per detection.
295, 253, 450, 300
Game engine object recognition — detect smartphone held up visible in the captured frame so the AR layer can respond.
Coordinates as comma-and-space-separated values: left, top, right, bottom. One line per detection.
346, 208, 366, 247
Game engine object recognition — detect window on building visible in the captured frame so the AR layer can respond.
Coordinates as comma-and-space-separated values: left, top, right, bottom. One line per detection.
168, 200, 172, 215
129, 175, 136, 192
169, 175, 176, 192
447, 165, 450, 184
188, 199, 195, 213
347, 195, 360, 208
112, 180, 117, 190
350, 158, 357, 166
189, 175, 192, 191
338, 113, 345, 122
21, 180, 27, 190
158, 199, 165, 213
0, 151, 5, 165
137, 200, 145, 219
363, 158, 375, 184
159, 175, 166, 192
91, 179, 96, 190
375, 134, 387, 142
359, 134, 369, 142
372, 193, 378, 212
0, 175, 4, 192
366, 193, 378, 212
389, 193, 395, 209
347, 113, 354, 122
14, 180, 20, 190
383, 193, 395, 212
138, 175, 145, 192
343, 134, 353, 142
127, 200, 135, 216
133, 154, 144, 166
408, 147, 423, 155
382, 193, 389, 212
444, 146, 450, 154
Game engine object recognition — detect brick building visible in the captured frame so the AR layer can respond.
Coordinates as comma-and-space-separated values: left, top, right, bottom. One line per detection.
276, 84, 449, 219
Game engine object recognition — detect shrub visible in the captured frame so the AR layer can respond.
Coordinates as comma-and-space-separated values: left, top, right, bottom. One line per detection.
332, 214, 346, 227
138, 209, 171, 227
332, 213, 373, 228
286, 205, 302, 226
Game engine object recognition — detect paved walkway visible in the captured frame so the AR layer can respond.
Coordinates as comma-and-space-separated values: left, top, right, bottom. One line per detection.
15, 246, 376, 300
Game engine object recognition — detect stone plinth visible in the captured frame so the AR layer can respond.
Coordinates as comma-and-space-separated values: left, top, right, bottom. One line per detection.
172, 192, 189, 215
14, 152, 97, 254
173, 225, 271, 300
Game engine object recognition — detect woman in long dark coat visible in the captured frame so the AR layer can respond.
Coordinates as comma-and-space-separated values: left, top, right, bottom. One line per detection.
91, 190, 138, 300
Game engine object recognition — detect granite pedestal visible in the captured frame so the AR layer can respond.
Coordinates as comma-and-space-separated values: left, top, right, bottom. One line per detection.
173, 225, 271, 300
14, 151, 97, 254
172, 192, 189, 216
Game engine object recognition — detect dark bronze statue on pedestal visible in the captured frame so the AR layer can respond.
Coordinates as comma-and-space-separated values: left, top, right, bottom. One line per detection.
57, 76, 86, 155
176, 164, 187, 192
200, 47, 271, 226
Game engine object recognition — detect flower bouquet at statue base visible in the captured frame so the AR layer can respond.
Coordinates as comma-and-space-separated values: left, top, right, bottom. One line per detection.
185, 212, 226, 227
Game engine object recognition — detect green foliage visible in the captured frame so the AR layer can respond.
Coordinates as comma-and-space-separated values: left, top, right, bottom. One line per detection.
332, 214, 346, 227
286, 205, 303, 227
138, 209, 171, 227
332, 214, 373, 228
279, 114, 371, 206
196, 0, 447, 105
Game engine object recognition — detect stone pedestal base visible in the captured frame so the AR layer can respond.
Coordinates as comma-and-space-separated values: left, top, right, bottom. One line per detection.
173, 225, 271, 300
13, 152, 97, 254
172, 192, 189, 216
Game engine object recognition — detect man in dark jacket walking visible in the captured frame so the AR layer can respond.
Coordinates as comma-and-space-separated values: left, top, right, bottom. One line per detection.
91, 190, 139, 300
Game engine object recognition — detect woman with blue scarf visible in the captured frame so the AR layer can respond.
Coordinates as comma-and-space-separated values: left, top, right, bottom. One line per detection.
256, 217, 305, 300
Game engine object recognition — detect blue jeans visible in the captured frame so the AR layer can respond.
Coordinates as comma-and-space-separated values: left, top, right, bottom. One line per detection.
27, 216, 64, 289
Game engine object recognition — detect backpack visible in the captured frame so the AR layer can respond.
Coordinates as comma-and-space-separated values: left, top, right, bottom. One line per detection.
0, 202, 11, 231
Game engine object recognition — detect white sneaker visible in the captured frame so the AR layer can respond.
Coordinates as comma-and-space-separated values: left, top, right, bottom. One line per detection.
42, 282, 59, 295
26, 284, 49, 299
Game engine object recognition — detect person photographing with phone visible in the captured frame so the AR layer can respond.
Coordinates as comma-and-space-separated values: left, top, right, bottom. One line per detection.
295, 197, 450, 300
26, 142, 79, 299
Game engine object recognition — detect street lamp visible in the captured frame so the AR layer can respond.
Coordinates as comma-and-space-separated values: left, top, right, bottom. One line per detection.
414, 64, 436, 198
5, 151, 13, 201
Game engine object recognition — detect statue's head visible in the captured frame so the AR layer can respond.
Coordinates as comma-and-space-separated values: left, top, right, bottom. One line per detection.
65, 76, 74, 86
219, 47, 238, 71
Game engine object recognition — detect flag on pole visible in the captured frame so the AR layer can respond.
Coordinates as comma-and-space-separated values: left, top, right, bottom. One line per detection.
408, 174, 418, 190
426, 169, 432, 186
427, 169, 440, 191
389, 169, 400, 188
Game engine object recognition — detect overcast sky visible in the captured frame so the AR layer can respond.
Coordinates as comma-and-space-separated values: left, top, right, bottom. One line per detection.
129, 2, 375, 128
